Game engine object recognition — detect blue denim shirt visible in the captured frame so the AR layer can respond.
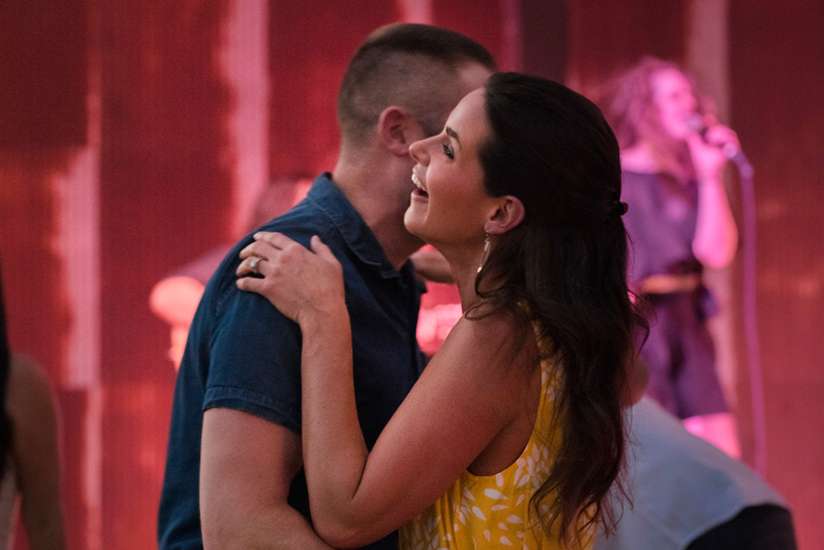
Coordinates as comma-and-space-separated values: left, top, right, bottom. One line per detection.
158, 174, 426, 549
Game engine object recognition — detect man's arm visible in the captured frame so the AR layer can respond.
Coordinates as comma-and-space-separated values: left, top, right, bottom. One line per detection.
8, 356, 66, 550
200, 408, 331, 550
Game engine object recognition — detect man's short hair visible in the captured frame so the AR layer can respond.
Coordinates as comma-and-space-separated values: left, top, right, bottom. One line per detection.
338, 23, 495, 144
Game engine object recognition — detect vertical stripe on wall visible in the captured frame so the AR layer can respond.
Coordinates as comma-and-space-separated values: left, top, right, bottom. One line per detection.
222, 0, 271, 239
55, 141, 102, 548
398, 0, 433, 23
684, 0, 743, 429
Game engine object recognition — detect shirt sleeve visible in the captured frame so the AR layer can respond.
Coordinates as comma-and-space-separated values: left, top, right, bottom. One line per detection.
203, 282, 303, 434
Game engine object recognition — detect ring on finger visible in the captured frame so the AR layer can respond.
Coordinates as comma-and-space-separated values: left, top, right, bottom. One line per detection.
249, 256, 262, 274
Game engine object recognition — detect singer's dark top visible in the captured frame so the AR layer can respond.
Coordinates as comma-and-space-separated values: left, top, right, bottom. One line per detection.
620, 170, 725, 418
158, 174, 427, 550
621, 170, 702, 285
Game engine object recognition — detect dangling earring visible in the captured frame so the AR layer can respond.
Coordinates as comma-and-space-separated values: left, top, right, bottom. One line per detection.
477, 234, 491, 274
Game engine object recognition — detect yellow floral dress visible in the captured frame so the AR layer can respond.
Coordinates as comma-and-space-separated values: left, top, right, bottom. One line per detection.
400, 361, 591, 549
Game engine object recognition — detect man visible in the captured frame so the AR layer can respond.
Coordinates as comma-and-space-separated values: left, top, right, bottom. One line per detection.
157, 24, 494, 549
596, 397, 796, 550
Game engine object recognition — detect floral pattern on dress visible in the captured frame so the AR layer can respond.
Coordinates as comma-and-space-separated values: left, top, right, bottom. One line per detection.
400, 363, 590, 549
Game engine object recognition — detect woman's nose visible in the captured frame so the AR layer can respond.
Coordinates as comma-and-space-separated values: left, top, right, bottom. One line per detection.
409, 137, 430, 165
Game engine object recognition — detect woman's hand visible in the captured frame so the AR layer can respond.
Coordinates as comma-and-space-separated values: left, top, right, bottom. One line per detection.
236, 232, 344, 326
686, 117, 741, 182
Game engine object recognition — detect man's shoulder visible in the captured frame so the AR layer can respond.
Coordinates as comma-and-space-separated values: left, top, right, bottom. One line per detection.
199, 203, 338, 306
257, 200, 340, 247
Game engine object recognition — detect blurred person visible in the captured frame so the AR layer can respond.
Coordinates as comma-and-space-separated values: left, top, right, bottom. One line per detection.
238, 73, 645, 549
148, 175, 312, 369
157, 24, 495, 550
595, 360, 796, 550
0, 271, 65, 549
600, 57, 741, 457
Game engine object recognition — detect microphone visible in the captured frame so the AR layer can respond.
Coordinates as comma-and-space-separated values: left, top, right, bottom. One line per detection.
687, 114, 753, 178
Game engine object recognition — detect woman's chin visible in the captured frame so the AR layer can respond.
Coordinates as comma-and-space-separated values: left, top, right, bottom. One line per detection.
403, 210, 428, 242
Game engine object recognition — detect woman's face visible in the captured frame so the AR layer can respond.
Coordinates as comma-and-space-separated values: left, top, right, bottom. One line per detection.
405, 88, 498, 247
650, 68, 697, 140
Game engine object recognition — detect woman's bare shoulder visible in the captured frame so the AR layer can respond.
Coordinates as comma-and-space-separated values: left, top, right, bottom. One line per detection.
446, 308, 536, 380
451, 308, 516, 342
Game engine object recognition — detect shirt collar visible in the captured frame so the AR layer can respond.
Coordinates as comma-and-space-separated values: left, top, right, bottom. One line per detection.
307, 173, 405, 280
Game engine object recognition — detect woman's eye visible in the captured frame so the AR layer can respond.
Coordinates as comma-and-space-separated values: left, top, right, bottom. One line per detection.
442, 143, 454, 159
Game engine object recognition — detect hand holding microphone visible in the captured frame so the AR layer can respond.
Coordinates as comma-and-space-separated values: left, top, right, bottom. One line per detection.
687, 114, 753, 178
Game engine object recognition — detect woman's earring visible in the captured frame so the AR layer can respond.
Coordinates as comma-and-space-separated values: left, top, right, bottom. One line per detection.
477, 234, 491, 274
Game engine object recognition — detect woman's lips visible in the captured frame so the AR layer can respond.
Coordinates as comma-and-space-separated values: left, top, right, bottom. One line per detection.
411, 187, 429, 200
411, 171, 428, 197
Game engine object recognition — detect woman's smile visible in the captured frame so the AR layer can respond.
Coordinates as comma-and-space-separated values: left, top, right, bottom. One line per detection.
411, 170, 429, 200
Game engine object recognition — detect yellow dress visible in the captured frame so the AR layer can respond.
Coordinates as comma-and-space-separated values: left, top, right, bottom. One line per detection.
400, 361, 591, 549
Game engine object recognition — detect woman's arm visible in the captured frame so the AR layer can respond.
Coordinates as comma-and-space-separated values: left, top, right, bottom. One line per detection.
237, 233, 525, 548
687, 125, 739, 268
7, 356, 65, 550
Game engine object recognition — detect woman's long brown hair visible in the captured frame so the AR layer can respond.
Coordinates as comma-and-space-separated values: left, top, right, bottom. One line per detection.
472, 73, 647, 546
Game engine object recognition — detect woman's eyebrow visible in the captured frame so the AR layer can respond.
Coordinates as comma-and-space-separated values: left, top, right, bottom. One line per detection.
445, 126, 461, 145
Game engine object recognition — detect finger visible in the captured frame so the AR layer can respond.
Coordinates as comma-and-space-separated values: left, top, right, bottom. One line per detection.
239, 240, 270, 260
704, 122, 731, 134
310, 235, 336, 261
239, 239, 282, 261
236, 255, 268, 277
236, 256, 255, 277
254, 231, 298, 250
236, 275, 265, 294
238, 243, 254, 260
706, 135, 740, 153
704, 125, 739, 145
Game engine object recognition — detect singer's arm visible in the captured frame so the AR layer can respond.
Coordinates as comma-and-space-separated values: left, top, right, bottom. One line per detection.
693, 174, 738, 268
687, 127, 739, 269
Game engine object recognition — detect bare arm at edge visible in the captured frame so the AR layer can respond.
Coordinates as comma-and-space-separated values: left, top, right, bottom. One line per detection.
200, 408, 332, 550
8, 356, 65, 550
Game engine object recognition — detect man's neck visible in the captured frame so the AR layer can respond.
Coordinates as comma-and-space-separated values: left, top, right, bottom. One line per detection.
431, 239, 486, 312
332, 159, 422, 271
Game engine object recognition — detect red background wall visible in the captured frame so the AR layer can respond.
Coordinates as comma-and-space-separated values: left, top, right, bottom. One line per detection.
727, 1, 824, 545
1, 1, 821, 548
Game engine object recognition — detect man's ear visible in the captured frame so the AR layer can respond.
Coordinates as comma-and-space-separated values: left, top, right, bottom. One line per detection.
377, 106, 423, 156
484, 195, 525, 235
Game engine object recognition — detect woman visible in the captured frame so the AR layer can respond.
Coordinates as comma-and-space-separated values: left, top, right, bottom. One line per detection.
237, 73, 644, 548
600, 58, 740, 457
0, 271, 65, 549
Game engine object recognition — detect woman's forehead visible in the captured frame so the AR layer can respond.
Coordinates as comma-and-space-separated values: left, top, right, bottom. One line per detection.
652, 68, 691, 92
447, 88, 487, 129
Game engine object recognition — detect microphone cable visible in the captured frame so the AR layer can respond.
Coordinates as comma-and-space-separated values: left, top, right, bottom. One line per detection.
731, 153, 769, 475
